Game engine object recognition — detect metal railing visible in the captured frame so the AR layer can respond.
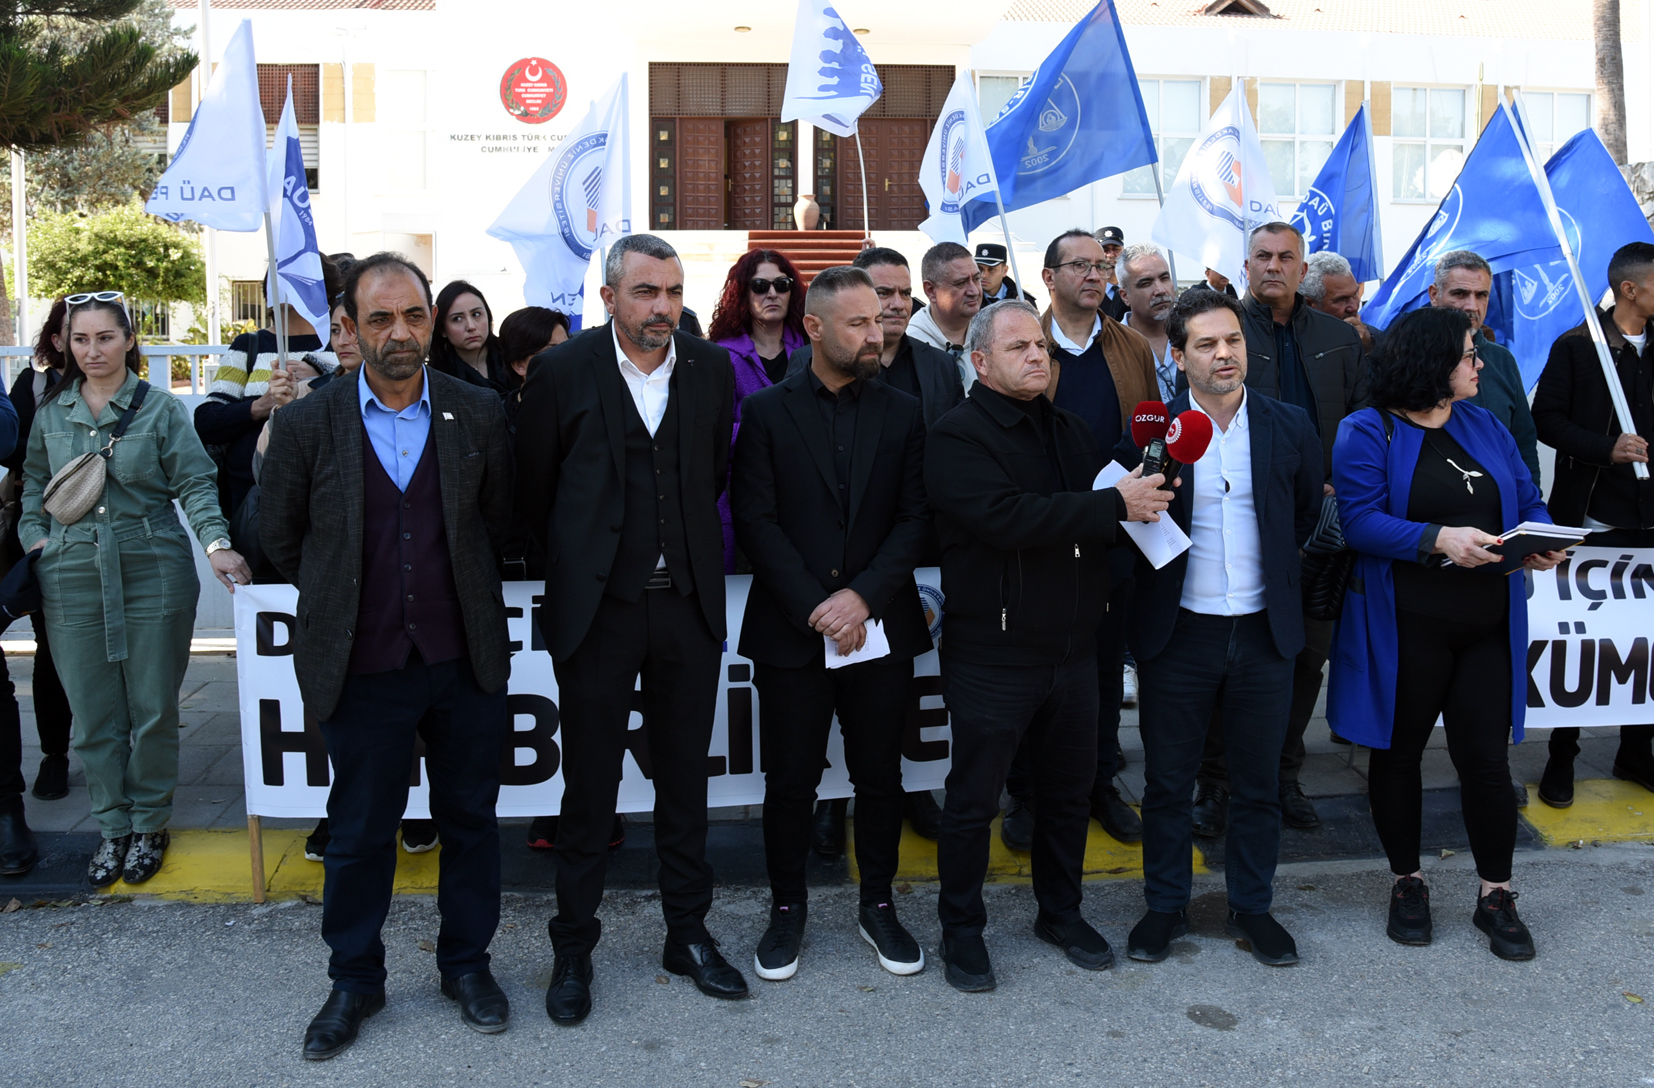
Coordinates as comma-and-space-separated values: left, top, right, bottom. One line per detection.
0, 345, 230, 395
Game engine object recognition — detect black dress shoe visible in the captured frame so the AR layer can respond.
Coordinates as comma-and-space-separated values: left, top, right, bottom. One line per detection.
1538, 757, 1574, 808
442, 969, 510, 1033
0, 808, 39, 876
302, 989, 385, 1061
1090, 784, 1142, 843
1225, 910, 1299, 966
1612, 757, 1654, 795
904, 790, 942, 841
1279, 782, 1320, 829
1034, 913, 1115, 970
1000, 795, 1034, 852
32, 754, 68, 801
1127, 908, 1189, 963
663, 938, 748, 999
545, 953, 593, 1025
1191, 783, 1228, 838
938, 933, 996, 992
810, 798, 847, 858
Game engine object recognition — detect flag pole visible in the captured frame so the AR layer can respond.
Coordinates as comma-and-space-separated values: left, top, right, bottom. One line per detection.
1362, 100, 1383, 278
1509, 92, 1648, 480
1150, 160, 1180, 287
263, 212, 287, 371
854, 131, 871, 240
989, 188, 1027, 303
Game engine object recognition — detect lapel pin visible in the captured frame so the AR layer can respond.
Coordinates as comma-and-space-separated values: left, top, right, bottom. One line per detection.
442, 412, 454, 420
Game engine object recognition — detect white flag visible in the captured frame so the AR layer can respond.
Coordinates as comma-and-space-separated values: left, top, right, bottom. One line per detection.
1151, 82, 1281, 287
145, 19, 267, 232
780, 0, 883, 138
265, 79, 329, 340
487, 75, 632, 329
918, 70, 999, 247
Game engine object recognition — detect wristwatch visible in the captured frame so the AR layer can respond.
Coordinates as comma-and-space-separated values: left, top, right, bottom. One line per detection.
205, 537, 233, 557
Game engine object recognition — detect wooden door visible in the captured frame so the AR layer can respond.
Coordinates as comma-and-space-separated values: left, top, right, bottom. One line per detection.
677, 118, 724, 230
728, 119, 771, 230
835, 118, 934, 231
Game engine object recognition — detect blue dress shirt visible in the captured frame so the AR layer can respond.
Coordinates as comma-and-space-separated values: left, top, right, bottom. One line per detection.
358, 367, 432, 492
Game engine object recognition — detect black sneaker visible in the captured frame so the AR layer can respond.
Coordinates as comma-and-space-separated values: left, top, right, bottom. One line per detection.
32, 754, 68, 801
122, 830, 170, 884
304, 820, 330, 862
1537, 758, 1574, 808
1225, 910, 1299, 966
1033, 913, 1115, 970
1472, 888, 1536, 961
1386, 876, 1432, 945
401, 819, 439, 854
1127, 908, 1189, 963
87, 835, 130, 887
526, 815, 558, 850
753, 902, 806, 981
938, 933, 995, 993
858, 900, 923, 975
1000, 795, 1034, 852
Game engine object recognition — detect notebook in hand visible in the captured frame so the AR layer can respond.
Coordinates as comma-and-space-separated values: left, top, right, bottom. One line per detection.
1485, 522, 1591, 573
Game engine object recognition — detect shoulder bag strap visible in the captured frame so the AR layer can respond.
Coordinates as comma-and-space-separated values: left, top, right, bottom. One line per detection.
96, 380, 151, 460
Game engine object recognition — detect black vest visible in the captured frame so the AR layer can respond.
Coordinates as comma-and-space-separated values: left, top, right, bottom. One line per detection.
347, 428, 467, 674
607, 382, 695, 600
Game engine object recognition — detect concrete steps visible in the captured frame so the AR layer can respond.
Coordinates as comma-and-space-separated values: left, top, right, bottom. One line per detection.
747, 229, 867, 285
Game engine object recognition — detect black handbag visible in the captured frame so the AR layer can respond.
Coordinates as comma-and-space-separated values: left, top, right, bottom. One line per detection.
1301, 494, 1355, 621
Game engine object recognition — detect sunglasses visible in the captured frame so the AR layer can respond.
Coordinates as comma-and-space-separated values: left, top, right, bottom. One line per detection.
66, 291, 126, 306
748, 276, 793, 296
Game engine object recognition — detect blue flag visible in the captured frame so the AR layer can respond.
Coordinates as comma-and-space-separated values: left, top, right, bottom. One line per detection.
1484, 130, 1654, 388
1362, 104, 1562, 336
265, 79, 329, 342
961, 0, 1155, 233
1290, 103, 1382, 283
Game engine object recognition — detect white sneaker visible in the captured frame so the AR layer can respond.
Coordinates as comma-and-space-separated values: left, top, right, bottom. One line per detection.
1121, 665, 1138, 708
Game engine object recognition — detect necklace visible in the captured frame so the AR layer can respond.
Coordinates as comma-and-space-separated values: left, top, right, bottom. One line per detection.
1445, 456, 1484, 494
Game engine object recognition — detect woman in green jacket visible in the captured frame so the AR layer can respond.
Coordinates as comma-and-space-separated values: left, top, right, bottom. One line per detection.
20, 295, 251, 887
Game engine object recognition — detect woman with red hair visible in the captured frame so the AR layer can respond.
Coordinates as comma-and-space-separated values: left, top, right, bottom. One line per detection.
708, 248, 807, 571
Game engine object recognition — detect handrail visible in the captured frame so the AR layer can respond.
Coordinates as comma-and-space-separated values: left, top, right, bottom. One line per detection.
0, 344, 234, 395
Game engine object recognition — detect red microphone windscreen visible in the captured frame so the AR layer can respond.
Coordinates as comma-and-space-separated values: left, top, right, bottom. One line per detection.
1165, 410, 1215, 464
1130, 401, 1170, 448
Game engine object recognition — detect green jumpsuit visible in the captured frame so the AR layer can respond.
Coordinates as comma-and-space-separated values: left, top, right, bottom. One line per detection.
19, 369, 228, 841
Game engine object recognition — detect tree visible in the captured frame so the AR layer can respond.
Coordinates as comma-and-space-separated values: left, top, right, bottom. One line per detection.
1594, 0, 1628, 164
30, 200, 203, 304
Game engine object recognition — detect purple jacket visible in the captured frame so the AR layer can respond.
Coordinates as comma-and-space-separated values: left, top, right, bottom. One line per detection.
716, 326, 806, 572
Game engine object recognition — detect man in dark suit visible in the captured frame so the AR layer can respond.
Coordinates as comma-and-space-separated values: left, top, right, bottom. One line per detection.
513, 233, 744, 1024
1112, 289, 1322, 967
734, 265, 932, 982
262, 253, 516, 1058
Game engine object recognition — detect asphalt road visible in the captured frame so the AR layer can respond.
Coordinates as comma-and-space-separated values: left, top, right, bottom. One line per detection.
2, 848, 1652, 1088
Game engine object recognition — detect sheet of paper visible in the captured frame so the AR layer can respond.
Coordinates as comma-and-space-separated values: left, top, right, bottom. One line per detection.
824, 618, 891, 669
1093, 461, 1191, 570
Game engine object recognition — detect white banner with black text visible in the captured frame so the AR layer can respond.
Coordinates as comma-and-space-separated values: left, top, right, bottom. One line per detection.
1526, 547, 1654, 730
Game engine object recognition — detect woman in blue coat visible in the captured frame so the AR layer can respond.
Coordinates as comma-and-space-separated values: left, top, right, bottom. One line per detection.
1328, 307, 1565, 961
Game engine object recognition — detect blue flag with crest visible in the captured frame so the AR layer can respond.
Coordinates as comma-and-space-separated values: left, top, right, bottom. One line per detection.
961, 0, 1155, 233
1290, 103, 1382, 283
265, 78, 329, 342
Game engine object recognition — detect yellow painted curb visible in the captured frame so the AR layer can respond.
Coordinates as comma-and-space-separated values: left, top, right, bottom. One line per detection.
850, 816, 1207, 885
1521, 778, 1654, 845
104, 829, 446, 902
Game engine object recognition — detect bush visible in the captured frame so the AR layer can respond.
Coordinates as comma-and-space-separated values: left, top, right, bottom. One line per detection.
30, 201, 205, 304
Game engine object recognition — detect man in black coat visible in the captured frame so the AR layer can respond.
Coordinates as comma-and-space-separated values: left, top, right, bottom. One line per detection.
513, 234, 746, 1024
262, 253, 516, 1058
734, 265, 932, 982
1531, 240, 1654, 805
1112, 289, 1322, 966
925, 299, 1170, 992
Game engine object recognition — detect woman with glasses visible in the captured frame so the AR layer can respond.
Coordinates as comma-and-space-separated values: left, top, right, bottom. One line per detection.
1328, 306, 1564, 961
431, 281, 511, 392
707, 249, 807, 571
20, 294, 251, 887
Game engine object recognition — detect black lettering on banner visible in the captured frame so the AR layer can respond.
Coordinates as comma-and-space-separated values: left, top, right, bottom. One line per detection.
1597, 637, 1649, 705
1526, 641, 1547, 707
1631, 562, 1654, 599
1554, 558, 1572, 600
1549, 639, 1595, 708
506, 606, 524, 653
1575, 559, 1610, 611
1611, 554, 1635, 599
256, 612, 296, 656
530, 595, 547, 653
259, 699, 330, 786
500, 693, 560, 785
903, 675, 950, 762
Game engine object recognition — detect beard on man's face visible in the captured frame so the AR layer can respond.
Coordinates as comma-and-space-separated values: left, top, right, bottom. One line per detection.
622, 313, 675, 353
363, 335, 427, 381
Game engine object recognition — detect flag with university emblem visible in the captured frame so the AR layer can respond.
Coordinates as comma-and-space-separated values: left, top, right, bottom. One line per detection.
918, 70, 998, 246
264, 78, 329, 341
780, 0, 883, 138
1290, 103, 1382, 283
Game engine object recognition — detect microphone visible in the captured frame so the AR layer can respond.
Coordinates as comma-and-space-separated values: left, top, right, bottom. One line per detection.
1142, 410, 1215, 486
1130, 401, 1170, 454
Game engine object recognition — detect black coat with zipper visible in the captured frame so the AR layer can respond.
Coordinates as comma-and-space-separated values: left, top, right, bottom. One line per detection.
1240, 292, 1364, 474
924, 382, 1127, 667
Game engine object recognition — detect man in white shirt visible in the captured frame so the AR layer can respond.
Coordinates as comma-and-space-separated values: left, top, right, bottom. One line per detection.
1110, 289, 1323, 968
1118, 243, 1178, 402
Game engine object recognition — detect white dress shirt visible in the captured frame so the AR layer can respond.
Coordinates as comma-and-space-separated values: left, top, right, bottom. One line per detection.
1179, 389, 1267, 616
1049, 312, 1102, 355
612, 322, 676, 570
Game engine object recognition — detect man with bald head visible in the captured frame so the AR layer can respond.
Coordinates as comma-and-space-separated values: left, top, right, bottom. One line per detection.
733, 265, 933, 982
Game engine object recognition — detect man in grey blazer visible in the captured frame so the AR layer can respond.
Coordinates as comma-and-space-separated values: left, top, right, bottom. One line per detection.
263, 253, 515, 1060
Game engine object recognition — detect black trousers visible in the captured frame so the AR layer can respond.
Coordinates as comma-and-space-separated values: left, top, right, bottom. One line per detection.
0, 616, 73, 813
1368, 611, 1516, 884
550, 588, 721, 956
1198, 614, 1331, 789
756, 654, 911, 906
1006, 571, 1129, 800
937, 653, 1097, 937
319, 652, 508, 994
1140, 612, 1292, 914
1548, 526, 1654, 768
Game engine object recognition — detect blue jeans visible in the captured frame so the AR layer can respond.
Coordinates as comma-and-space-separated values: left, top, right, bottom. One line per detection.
1139, 611, 1292, 915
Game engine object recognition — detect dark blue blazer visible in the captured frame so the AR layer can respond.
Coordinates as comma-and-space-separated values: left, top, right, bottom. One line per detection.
1327, 403, 1551, 748
1113, 389, 1323, 663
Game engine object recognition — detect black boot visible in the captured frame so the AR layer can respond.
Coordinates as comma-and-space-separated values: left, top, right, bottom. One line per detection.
810, 798, 847, 858
1537, 757, 1574, 808
0, 808, 38, 876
